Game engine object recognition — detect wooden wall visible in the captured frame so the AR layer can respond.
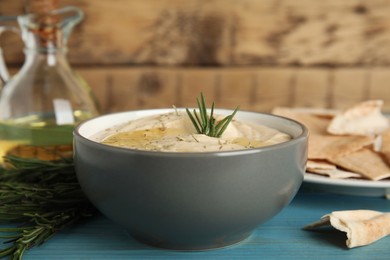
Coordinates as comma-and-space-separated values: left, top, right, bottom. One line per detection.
1, 0, 390, 113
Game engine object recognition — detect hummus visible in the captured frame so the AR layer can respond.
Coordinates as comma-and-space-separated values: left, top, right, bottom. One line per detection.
94, 111, 291, 152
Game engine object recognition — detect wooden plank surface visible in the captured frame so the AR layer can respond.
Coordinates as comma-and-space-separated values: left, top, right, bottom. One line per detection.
332, 68, 368, 109
13, 189, 390, 259
293, 68, 331, 108
74, 67, 390, 113
1, 1, 390, 113
2, 0, 390, 66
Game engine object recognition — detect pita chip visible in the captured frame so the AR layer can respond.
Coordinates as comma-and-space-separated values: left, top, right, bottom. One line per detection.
307, 159, 361, 179
307, 168, 362, 179
380, 129, 390, 165
272, 107, 330, 135
304, 210, 390, 248
306, 160, 337, 170
309, 135, 374, 160
306, 160, 361, 179
327, 100, 389, 136
328, 148, 390, 181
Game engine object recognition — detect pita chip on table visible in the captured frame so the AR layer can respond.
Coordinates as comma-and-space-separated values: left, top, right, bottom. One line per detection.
304, 210, 390, 248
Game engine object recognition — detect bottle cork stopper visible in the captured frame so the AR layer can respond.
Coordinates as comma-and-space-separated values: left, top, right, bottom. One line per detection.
24, 0, 60, 14
23, 0, 61, 48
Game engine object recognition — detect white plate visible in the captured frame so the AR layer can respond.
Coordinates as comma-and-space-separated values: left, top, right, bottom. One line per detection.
303, 173, 390, 198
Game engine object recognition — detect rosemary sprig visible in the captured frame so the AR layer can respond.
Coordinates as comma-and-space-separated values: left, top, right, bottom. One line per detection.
0, 155, 96, 260
186, 93, 239, 137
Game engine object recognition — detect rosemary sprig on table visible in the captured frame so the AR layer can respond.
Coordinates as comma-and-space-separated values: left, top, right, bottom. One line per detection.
0, 155, 96, 260
186, 93, 239, 138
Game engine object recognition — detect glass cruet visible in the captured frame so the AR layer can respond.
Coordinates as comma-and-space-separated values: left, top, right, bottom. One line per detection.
0, 6, 99, 162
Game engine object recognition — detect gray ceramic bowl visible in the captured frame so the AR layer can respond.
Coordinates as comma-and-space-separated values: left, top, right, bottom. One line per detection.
73, 109, 308, 250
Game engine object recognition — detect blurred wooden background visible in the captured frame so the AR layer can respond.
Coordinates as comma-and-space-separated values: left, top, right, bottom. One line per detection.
1, 0, 390, 113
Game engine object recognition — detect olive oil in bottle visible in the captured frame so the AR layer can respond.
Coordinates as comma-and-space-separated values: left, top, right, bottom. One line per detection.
0, 111, 94, 162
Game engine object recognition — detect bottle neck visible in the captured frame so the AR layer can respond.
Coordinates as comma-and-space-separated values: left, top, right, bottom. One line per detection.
23, 47, 69, 67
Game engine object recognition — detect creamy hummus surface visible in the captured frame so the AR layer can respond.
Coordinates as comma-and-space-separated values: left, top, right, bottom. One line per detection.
93, 111, 291, 152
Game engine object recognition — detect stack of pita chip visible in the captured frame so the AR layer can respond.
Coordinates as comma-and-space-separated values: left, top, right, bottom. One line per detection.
273, 100, 390, 181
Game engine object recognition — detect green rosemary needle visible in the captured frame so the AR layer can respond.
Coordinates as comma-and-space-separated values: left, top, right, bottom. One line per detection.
186, 93, 239, 138
0, 155, 96, 260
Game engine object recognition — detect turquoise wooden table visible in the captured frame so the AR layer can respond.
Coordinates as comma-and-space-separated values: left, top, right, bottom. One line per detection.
16, 187, 390, 260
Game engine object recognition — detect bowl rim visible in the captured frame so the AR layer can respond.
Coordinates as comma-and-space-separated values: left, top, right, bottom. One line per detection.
73, 108, 308, 158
